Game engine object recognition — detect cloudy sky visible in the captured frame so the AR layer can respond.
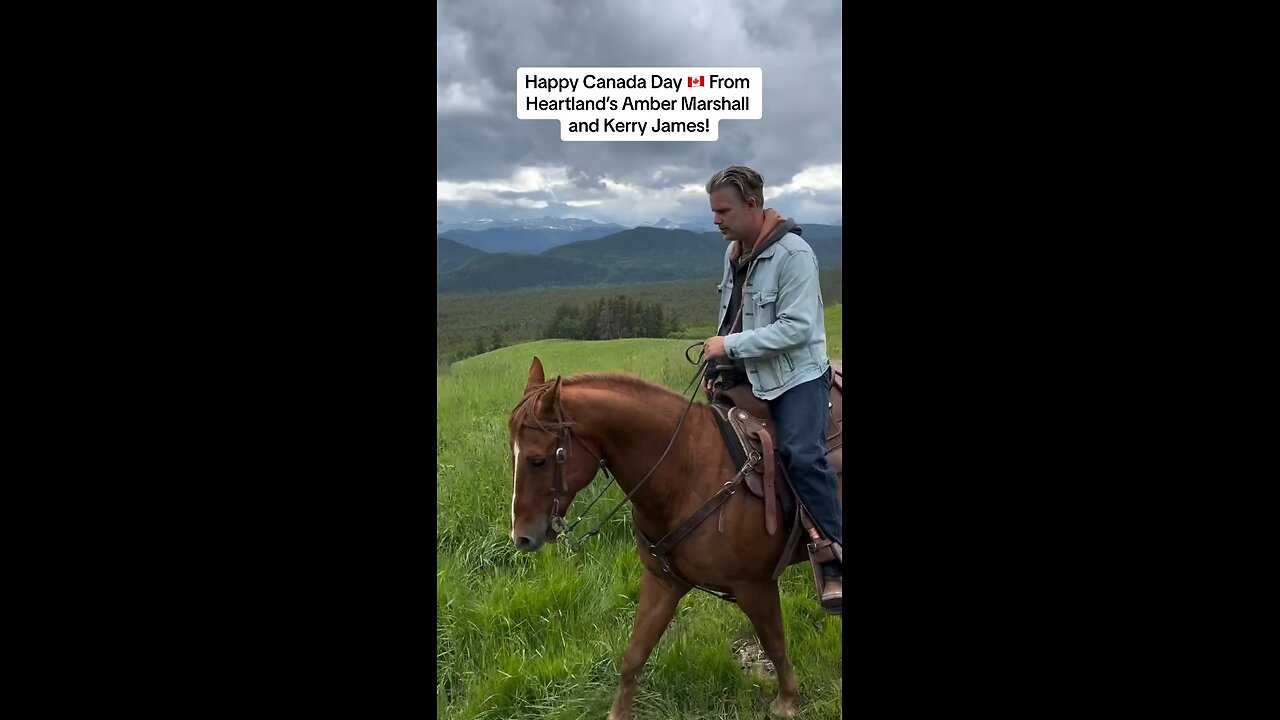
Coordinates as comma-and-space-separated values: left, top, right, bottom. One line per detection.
436, 0, 842, 227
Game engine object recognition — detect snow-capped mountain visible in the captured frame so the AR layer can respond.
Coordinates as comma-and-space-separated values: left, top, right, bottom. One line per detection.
637, 217, 718, 233
435, 217, 627, 234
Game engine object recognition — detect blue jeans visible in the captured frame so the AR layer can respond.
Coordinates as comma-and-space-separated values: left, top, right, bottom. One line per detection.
768, 367, 842, 556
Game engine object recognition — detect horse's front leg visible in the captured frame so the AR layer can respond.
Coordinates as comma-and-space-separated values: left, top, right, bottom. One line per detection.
735, 581, 800, 717
608, 568, 688, 720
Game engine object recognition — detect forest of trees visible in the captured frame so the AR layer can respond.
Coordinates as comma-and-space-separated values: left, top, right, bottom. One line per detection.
543, 295, 680, 341
434, 269, 842, 372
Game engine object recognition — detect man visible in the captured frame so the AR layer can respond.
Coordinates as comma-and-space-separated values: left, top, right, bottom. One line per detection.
700, 165, 843, 613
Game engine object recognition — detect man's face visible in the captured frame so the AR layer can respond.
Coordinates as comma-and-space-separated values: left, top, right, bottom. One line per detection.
709, 187, 755, 244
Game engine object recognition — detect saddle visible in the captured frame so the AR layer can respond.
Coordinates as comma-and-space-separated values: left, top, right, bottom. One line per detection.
708, 362, 844, 583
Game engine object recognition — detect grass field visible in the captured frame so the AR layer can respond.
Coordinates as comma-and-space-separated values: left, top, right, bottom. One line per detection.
437, 305, 842, 719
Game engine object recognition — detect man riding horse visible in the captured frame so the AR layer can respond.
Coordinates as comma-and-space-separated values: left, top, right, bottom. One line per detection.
700, 164, 843, 613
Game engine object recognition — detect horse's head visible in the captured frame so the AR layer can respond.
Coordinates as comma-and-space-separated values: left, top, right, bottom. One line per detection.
507, 356, 601, 552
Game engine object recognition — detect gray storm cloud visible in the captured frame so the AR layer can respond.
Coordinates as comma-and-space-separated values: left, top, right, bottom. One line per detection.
436, 0, 842, 225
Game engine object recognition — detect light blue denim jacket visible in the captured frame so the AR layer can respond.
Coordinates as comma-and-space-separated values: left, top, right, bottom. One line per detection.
717, 228, 830, 400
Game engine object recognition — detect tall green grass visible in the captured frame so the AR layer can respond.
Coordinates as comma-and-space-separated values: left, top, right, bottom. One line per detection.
437, 305, 843, 719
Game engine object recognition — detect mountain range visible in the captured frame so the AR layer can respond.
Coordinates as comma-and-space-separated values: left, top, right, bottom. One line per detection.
435, 215, 717, 235
437, 223, 842, 295
436, 236, 487, 274
436, 217, 724, 254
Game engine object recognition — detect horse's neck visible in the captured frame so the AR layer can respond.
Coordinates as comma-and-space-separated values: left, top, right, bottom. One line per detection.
566, 385, 718, 526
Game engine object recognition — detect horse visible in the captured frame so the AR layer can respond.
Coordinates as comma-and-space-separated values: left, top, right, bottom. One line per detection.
508, 356, 842, 719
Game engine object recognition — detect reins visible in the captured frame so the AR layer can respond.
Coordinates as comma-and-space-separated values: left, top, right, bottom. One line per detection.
558, 344, 709, 547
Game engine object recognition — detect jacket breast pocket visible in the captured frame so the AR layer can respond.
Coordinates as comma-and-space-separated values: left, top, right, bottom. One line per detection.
752, 290, 779, 325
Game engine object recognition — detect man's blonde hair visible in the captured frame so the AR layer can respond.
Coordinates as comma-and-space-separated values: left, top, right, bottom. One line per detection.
705, 165, 764, 207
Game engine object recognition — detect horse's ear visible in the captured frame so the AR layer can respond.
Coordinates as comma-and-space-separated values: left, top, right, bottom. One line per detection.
538, 376, 563, 420
526, 356, 545, 390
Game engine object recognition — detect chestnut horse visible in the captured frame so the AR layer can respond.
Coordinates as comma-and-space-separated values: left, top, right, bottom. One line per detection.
509, 356, 841, 719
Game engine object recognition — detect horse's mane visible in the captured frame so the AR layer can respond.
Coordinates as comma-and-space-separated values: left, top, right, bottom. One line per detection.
564, 372, 686, 397
511, 372, 690, 431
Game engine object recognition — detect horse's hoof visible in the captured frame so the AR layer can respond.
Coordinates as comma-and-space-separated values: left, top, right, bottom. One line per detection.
769, 698, 797, 717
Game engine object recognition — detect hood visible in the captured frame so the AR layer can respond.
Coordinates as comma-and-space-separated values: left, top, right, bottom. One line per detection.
730, 208, 801, 264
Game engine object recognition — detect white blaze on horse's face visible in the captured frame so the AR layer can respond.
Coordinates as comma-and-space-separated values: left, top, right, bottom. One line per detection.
510, 426, 576, 553
510, 428, 557, 552
510, 439, 521, 542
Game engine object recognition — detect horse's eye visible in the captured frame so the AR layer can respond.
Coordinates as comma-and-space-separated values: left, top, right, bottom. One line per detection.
530, 458, 547, 468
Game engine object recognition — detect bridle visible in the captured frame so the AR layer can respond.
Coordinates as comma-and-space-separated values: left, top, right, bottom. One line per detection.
515, 386, 612, 543
515, 349, 796, 605
515, 350, 709, 547
544, 423, 611, 542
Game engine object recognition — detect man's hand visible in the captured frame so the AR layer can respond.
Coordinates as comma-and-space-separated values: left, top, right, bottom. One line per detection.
703, 336, 727, 361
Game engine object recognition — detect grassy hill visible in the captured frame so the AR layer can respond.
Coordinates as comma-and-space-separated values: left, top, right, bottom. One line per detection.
436, 305, 843, 719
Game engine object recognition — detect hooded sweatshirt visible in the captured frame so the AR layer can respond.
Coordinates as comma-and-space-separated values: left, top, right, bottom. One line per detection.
713, 209, 801, 375
720, 209, 800, 334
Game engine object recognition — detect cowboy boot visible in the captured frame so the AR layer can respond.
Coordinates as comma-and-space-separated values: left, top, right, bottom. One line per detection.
820, 576, 842, 615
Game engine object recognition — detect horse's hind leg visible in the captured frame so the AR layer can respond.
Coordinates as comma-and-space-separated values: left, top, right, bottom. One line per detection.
735, 581, 800, 717
607, 568, 688, 720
